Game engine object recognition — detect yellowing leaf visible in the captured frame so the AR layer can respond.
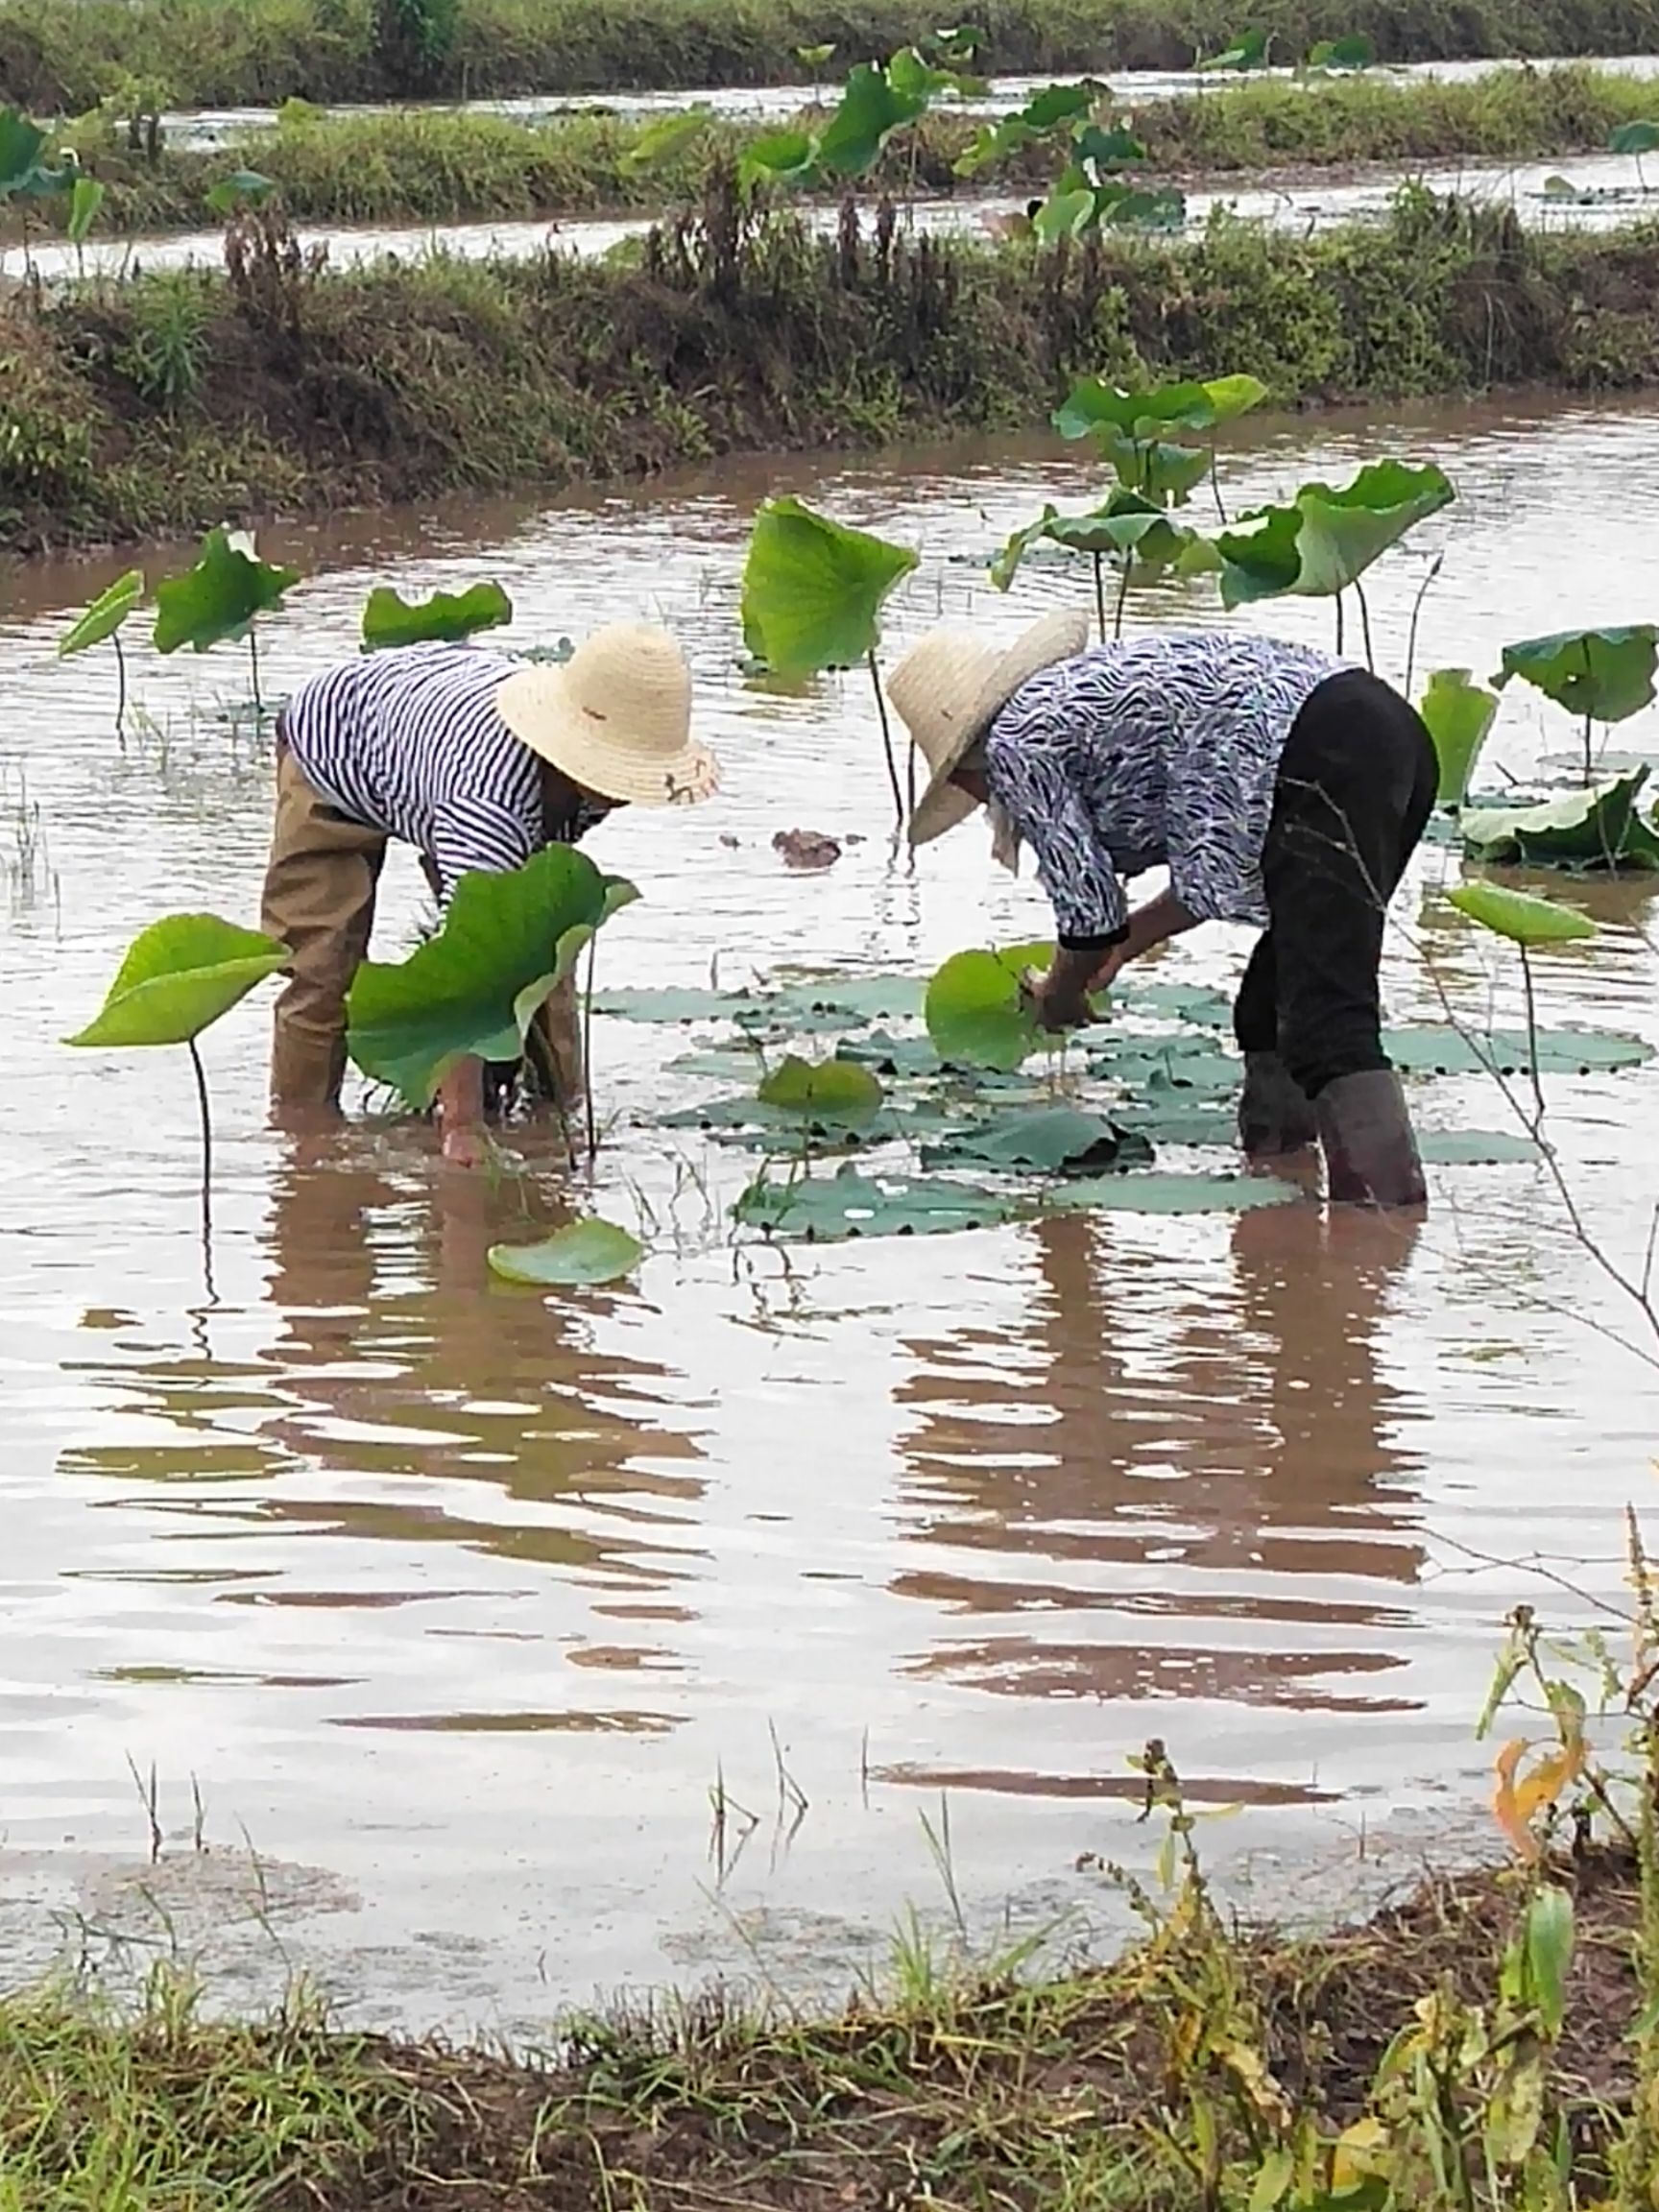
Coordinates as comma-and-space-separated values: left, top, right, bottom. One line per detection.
1512, 1736, 1586, 1824
1494, 1740, 1540, 1863
1333, 2114, 1392, 2186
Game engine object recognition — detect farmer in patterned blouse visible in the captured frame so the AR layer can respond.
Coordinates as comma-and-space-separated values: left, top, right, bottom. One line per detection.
261, 626, 718, 1166
890, 610, 1436, 1210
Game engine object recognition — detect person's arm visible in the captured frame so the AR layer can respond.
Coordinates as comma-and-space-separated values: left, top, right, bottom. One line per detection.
428, 799, 537, 1166
983, 716, 1129, 1029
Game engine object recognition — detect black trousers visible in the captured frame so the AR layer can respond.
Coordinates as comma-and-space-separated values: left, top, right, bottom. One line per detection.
1232, 668, 1438, 1099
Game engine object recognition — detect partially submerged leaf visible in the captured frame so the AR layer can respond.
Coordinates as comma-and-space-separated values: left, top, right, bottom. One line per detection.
1420, 667, 1500, 807
487, 1218, 643, 1286
64, 914, 288, 1047
922, 1105, 1145, 1172
1215, 461, 1455, 607
1043, 1170, 1299, 1214
1416, 1128, 1542, 1165
734, 1163, 1019, 1239
346, 847, 635, 1107
1384, 1022, 1649, 1073
1495, 626, 1658, 726
361, 581, 513, 651
1459, 770, 1658, 870
740, 497, 917, 677
757, 1053, 884, 1127
1447, 880, 1597, 947
153, 527, 300, 654
925, 947, 1042, 1071
59, 568, 144, 658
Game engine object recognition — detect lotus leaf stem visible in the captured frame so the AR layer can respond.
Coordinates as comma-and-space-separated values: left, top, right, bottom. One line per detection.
867, 651, 904, 825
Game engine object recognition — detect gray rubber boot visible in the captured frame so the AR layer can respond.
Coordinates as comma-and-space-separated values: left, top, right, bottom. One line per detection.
1315, 1070, 1428, 1209
1238, 1051, 1318, 1157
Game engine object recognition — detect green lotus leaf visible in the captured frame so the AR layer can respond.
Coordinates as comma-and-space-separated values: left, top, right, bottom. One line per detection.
619, 108, 712, 173
734, 1162, 1019, 1240
739, 127, 819, 188
361, 580, 513, 651
1416, 1128, 1542, 1164
487, 1218, 643, 1286
1197, 28, 1271, 69
1073, 123, 1145, 167
1383, 1023, 1649, 1073
1610, 121, 1659, 154
813, 60, 927, 177
592, 986, 757, 1022
797, 42, 838, 65
204, 169, 275, 214
153, 528, 300, 654
1045, 1169, 1297, 1213
1101, 428, 1210, 506
1199, 373, 1269, 422
757, 1053, 884, 1126
345, 846, 636, 1107
0, 108, 47, 196
1307, 34, 1374, 66
925, 946, 1048, 1070
1494, 627, 1658, 726
1215, 461, 1455, 607
766, 974, 926, 1022
1458, 770, 1657, 869
1447, 881, 1598, 947
740, 496, 918, 677
952, 79, 1099, 175
1053, 375, 1217, 443
1419, 667, 1501, 807
991, 490, 1197, 591
67, 173, 104, 244
59, 569, 144, 658
64, 914, 288, 1047
922, 1105, 1149, 1171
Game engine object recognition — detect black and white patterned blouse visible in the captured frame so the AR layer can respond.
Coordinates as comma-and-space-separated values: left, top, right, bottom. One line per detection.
984, 632, 1343, 948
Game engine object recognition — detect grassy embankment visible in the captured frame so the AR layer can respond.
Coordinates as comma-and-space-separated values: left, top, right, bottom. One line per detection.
33, 64, 1659, 234
4, 184, 1659, 555
0, 1802, 1648, 2206
4, 0, 1659, 111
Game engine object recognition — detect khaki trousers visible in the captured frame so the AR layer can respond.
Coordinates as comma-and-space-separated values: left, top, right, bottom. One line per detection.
260, 739, 581, 1114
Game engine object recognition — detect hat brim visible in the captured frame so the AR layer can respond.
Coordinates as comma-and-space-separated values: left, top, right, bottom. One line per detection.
495, 664, 720, 808
906, 608, 1091, 848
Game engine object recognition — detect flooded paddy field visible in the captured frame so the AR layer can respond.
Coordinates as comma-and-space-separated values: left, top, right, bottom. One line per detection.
3, 395, 1658, 2037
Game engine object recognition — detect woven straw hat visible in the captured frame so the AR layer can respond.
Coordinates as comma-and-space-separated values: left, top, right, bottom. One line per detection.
495, 623, 719, 808
892, 609, 1091, 848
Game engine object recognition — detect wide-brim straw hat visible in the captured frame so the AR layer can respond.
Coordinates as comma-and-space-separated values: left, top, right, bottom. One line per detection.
495, 622, 719, 808
891, 608, 1091, 848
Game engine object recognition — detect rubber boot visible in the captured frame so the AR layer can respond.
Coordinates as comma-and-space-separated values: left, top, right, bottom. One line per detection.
1315, 1070, 1427, 1209
270, 1019, 347, 1122
1238, 1050, 1318, 1157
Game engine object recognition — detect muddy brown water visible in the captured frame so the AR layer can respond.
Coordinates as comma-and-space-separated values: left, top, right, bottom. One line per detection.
3, 396, 1659, 2034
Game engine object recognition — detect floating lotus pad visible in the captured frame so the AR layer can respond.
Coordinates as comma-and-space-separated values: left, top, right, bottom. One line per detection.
734, 1166, 1022, 1240
1041, 1170, 1300, 1214
921, 1106, 1152, 1173
1417, 1129, 1543, 1165
594, 986, 758, 1022
1383, 1024, 1650, 1074
487, 1218, 643, 1286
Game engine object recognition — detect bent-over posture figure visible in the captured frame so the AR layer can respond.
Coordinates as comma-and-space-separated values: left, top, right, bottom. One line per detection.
261, 625, 718, 1164
891, 612, 1435, 1209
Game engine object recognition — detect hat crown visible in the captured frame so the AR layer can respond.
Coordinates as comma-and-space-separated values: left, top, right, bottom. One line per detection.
562, 622, 692, 761
887, 633, 1006, 779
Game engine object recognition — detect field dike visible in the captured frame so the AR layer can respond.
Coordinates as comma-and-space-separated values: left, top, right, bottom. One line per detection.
24, 65, 1659, 237
3, 0, 1659, 112
3, 184, 1659, 556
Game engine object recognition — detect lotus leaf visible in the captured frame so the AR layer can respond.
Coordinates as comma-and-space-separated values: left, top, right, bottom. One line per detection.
361, 581, 513, 651
1458, 771, 1658, 870
952, 80, 1097, 174
991, 492, 1197, 592
0, 108, 46, 195
1033, 185, 1104, 239
734, 1163, 1019, 1240
592, 986, 755, 1022
1383, 1023, 1648, 1073
837, 1030, 946, 1075
59, 569, 144, 658
1416, 1129, 1542, 1165
767, 974, 927, 1022
1115, 1102, 1238, 1146
1307, 34, 1374, 65
1494, 627, 1658, 726
67, 173, 104, 244
1214, 461, 1455, 608
1419, 667, 1500, 807
1094, 1039, 1241, 1094
1073, 124, 1146, 167
1044, 1169, 1298, 1213
1197, 28, 1271, 68
1610, 121, 1659, 154
925, 947, 1046, 1070
1448, 880, 1596, 947
797, 41, 838, 66
64, 914, 288, 1048
1098, 184, 1187, 229
922, 1106, 1147, 1172
1200, 373, 1270, 423
889, 44, 983, 99
740, 498, 917, 678
153, 528, 300, 654
813, 61, 927, 176
487, 1218, 643, 1286
1102, 429, 1209, 506
204, 169, 275, 214
620, 108, 711, 173
1117, 980, 1235, 1026
1053, 375, 1216, 443
757, 1054, 884, 1126
740, 128, 818, 187
345, 847, 636, 1107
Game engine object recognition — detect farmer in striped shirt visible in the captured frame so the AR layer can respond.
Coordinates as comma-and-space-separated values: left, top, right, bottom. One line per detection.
262, 627, 718, 1165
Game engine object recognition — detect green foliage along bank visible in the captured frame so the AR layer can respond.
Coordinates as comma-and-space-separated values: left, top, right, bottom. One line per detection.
30, 64, 1659, 236
5, 187, 1659, 554
5, 0, 1659, 112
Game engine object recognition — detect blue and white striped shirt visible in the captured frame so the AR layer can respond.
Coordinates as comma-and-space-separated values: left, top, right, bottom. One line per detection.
281, 642, 606, 897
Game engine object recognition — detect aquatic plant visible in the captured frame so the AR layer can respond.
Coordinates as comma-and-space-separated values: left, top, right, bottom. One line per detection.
1304, 33, 1374, 67
1418, 665, 1501, 808
1460, 769, 1659, 872
152, 527, 301, 721
1053, 373, 1267, 519
1209, 458, 1455, 661
813, 60, 928, 178
1448, 878, 1597, 1122
923, 944, 1049, 1070
1196, 27, 1271, 69
990, 490, 1203, 639
739, 496, 918, 822
619, 109, 713, 176
794, 40, 836, 88
953, 79, 1099, 178
1494, 624, 1658, 785
58, 567, 145, 738
1610, 118, 1659, 187
757, 1053, 884, 1128
360, 579, 513, 651
204, 169, 275, 215
63, 913, 288, 1267
344, 844, 637, 1115
487, 1216, 643, 1284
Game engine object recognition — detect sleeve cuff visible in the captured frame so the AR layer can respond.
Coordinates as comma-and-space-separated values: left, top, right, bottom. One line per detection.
1058, 926, 1131, 951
